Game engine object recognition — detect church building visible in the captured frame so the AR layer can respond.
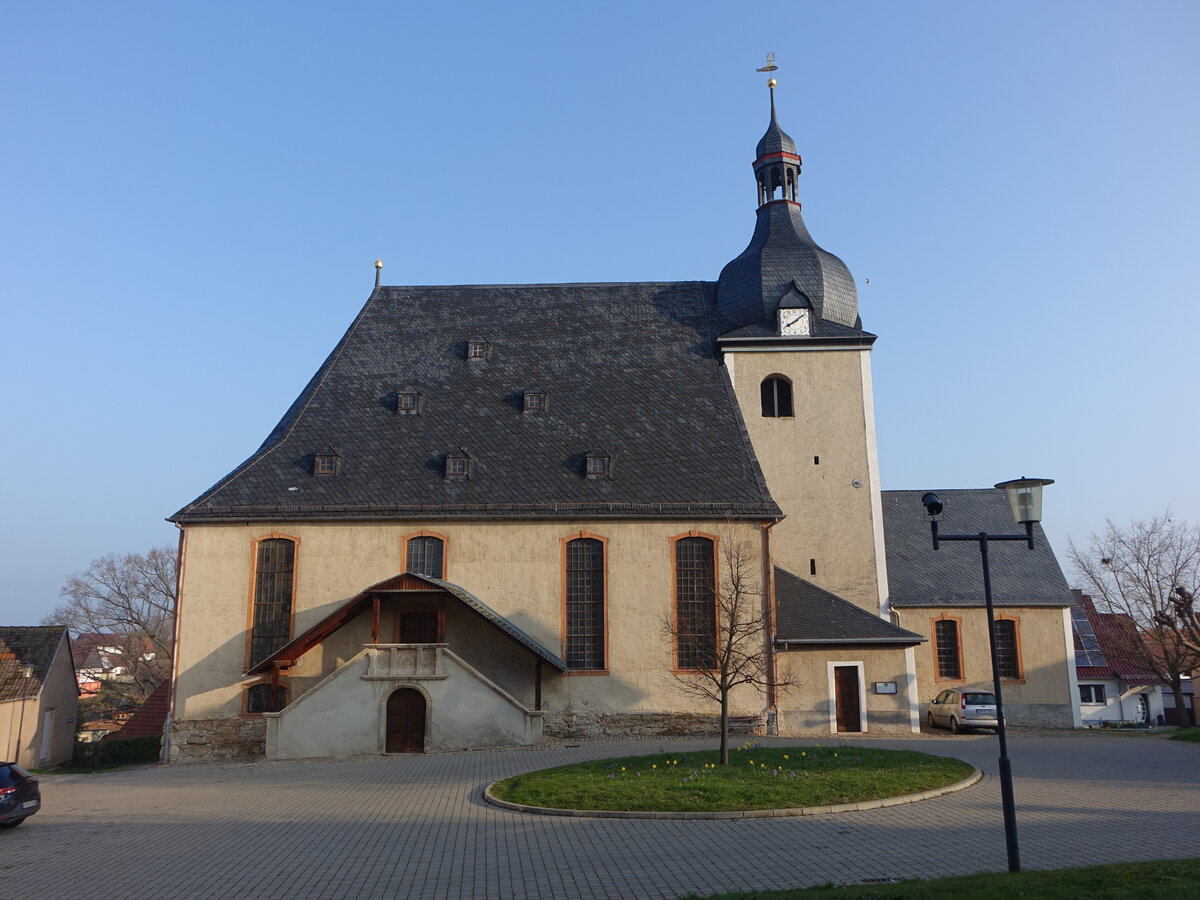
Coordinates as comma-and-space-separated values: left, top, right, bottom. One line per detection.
165, 84, 1076, 761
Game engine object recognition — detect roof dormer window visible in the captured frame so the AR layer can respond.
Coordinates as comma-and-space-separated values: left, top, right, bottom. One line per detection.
445, 448, 472, 481
585, 449, 611, 479
466, 340, 490, 361
523, 389, 547, 414
313, 449, 342, 476
396, 389, 422, 415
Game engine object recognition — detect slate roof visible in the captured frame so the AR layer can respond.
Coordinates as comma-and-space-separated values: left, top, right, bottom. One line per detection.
755, 89, 797, 159
716, 201, 859, 332
0, 626, 70, 702
882, 490, 1075, 608
172, 282, 780, 523
774, 568, 924, 645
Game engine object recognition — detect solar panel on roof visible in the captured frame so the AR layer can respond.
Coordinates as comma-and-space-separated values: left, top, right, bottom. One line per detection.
1071, 605, 1107, 666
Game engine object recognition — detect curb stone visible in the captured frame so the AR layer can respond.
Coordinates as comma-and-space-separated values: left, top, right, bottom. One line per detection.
483, 767, 982, 819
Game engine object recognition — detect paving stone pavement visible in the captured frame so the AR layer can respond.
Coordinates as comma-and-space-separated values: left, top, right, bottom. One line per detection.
7, 732, 1199, 899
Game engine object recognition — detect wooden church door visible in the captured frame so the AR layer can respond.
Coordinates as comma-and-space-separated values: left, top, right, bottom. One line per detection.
386, 689, 426, 752
399, 611, 439, 643
834, 666, 862, 732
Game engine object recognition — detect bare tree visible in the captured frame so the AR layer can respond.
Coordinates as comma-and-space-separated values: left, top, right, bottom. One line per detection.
43, 546, 177, 705
1070, 515, 1200, 726
664, 536, 788, 764
1163, 586, 1200, 657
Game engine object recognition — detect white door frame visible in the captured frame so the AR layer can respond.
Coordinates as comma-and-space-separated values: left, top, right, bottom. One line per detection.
827, 661, 867, 734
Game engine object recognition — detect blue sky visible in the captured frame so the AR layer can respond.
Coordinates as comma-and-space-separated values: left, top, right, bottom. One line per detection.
2, 1, 1197, 624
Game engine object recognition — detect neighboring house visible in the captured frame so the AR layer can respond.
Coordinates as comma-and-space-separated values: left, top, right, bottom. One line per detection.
1072, 591, 1165, 726
881, 490, 1080, 728
1160, 675, 1193, 727
165, 87, 1077, 762
72, 633, 162, 698
101, 680, 170, 745
0, 626, 79, 767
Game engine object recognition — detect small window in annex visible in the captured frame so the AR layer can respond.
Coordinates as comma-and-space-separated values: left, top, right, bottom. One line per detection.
249, 538, 296, 668
406, 535, 445, 579
674, 536, 716, 670
1079, 684, 1107, 705
934, 619, 961, 680
760, 376, 794, 418
994, 619, 1020, 679
246, 682, 287, 714
565, 537, 605, 670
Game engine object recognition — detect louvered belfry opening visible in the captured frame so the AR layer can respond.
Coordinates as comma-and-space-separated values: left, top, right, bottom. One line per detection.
250, 538, 295, 667
674, 537, 717, 669
565, 538, 604, 670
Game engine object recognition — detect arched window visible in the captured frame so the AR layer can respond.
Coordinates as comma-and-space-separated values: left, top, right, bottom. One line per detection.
994, 618, 1021, 680
760, 376, 794, 417
934, 618, 961, 680
249, 538, 295, 668
406, 535, 445, 579
674, 536, 716, 670
564, 537, 605, 670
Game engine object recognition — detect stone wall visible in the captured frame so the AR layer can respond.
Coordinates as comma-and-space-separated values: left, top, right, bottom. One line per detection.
543, 710, 764, 740
169, 717, 266, 763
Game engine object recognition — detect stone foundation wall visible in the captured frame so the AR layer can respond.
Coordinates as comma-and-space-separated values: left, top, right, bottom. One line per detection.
169, 717, 266, 763
543, 710, 764, 740
1004, 703, 1075, 729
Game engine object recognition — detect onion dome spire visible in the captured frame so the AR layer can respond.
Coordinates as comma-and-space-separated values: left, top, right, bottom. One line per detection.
716, 76, 859, 332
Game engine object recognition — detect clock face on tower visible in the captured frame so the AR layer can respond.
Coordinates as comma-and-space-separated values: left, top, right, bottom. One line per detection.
779, 307, 810, 336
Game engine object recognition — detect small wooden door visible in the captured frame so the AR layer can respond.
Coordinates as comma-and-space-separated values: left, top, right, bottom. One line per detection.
386, 689, 426, 752
834, 666, 862, 733
399, 611, 439, 643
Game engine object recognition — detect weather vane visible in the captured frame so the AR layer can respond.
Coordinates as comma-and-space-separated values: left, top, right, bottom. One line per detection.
756, 51, 778, 88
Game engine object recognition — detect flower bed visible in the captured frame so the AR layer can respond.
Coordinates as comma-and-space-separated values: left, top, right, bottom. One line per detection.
489, 744, 974, 813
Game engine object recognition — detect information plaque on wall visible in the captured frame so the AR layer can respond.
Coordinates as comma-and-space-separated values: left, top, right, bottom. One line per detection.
873, 681, 897, 694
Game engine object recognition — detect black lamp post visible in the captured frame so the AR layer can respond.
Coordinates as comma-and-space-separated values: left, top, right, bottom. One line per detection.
920, 476, 1053, 875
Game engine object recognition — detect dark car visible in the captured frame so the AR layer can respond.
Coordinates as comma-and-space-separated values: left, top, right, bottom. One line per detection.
0, 763, 40, 828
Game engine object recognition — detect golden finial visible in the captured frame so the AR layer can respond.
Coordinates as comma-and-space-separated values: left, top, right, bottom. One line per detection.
374, 258, 383, 288
767, 78, 777, 88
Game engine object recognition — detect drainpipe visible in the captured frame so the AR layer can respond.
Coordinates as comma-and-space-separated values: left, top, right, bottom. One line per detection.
162, 524, 186, 765
760, 519, 780, 733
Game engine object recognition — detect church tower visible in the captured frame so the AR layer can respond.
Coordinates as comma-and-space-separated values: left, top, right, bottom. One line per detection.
719, 80, 889, 616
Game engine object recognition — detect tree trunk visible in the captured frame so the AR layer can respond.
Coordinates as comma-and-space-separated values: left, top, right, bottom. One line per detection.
1171, 681, 1193, 727
719, 687, 729, 765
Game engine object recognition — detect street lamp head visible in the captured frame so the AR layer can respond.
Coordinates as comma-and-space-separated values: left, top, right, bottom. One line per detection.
920, 492, 944, 518
994, 476, 1054, 524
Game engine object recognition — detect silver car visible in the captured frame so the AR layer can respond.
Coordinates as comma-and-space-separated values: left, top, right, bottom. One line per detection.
927, 689, 999, 733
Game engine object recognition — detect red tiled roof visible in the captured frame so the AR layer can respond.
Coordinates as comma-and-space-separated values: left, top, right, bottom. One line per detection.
102, 680, 169, 741
1075, 595, 1167, 686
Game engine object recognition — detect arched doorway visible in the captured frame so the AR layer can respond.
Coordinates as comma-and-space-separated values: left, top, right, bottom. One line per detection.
386, 688, 426, 752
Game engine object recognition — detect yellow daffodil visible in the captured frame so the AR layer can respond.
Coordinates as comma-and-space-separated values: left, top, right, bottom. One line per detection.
783, 754, 789, 760
651, 764, 657, 769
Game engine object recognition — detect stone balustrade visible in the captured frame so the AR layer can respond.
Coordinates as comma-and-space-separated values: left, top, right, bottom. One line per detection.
362, 643, 448, 681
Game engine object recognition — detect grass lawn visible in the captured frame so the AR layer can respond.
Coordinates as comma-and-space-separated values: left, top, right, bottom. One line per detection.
1168, 727, 1200, 743
490, 744, 973, 812
681, 857, 1200, 899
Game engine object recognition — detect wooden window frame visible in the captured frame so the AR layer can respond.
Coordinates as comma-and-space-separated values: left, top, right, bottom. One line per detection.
401, 530, 450, 580
560, 531, 608, 674
243, 533, 299, 675
670, 530, 719, 673
313, 455, 338, 475
994, 615, 1025, 683
242, 677, 289, 716
760, 375, 794, 418
931, 614, 964, 683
